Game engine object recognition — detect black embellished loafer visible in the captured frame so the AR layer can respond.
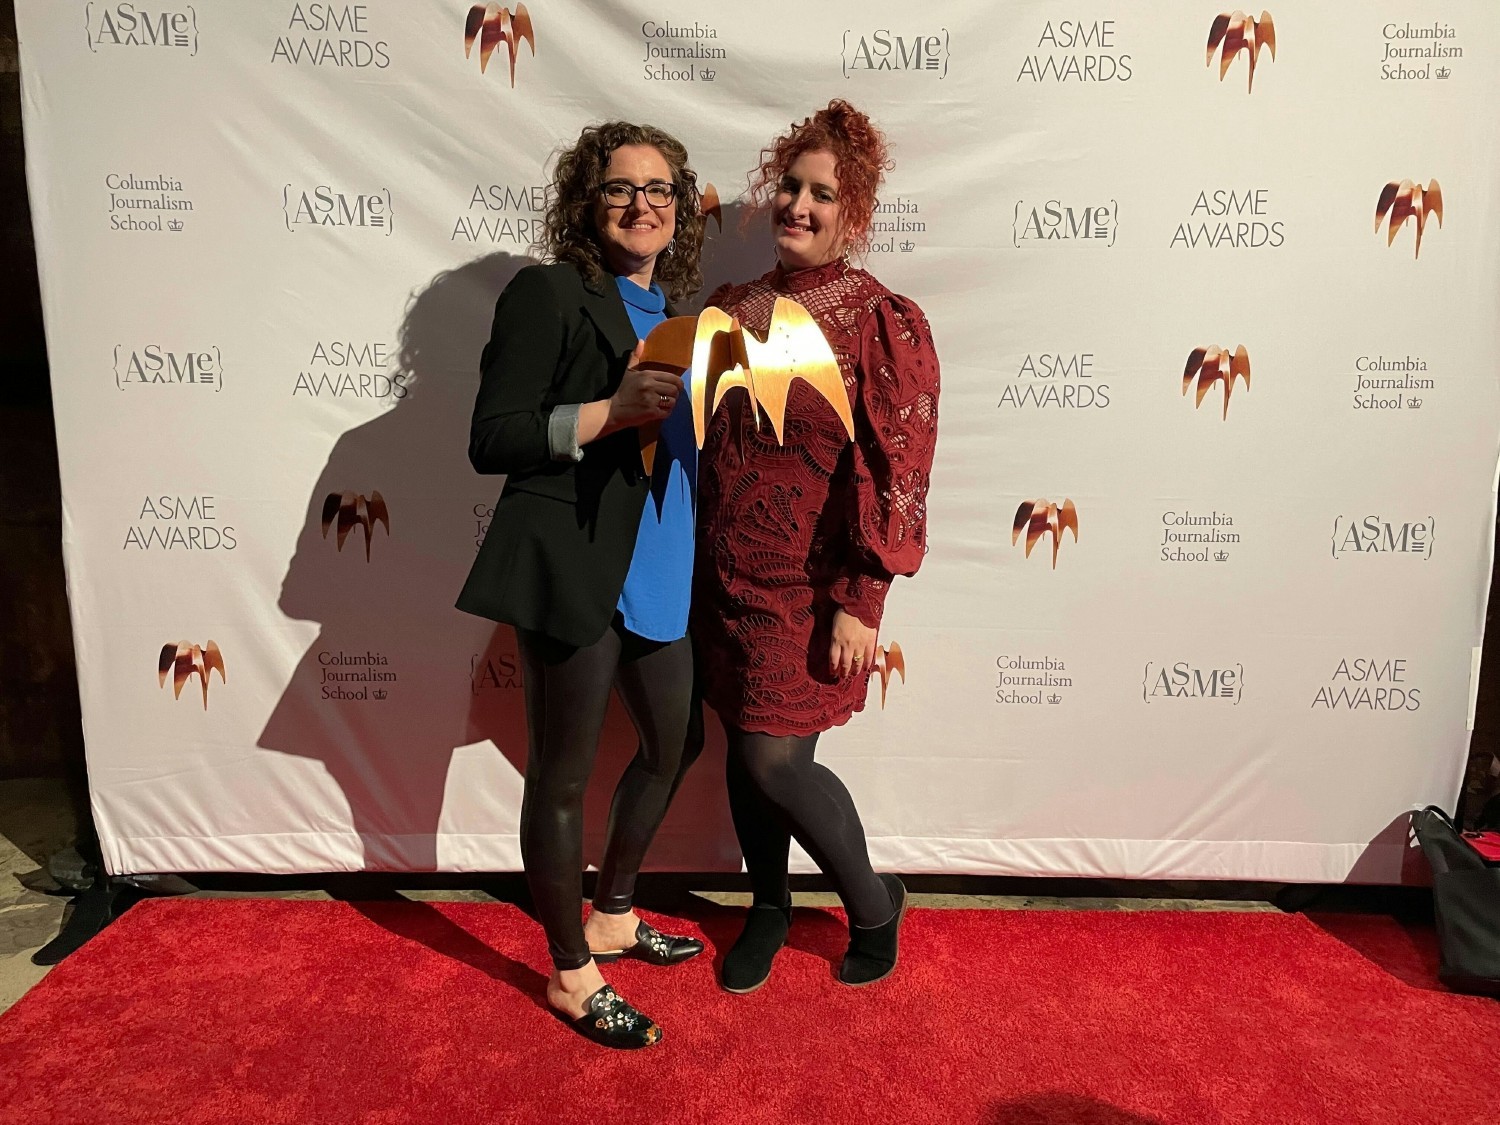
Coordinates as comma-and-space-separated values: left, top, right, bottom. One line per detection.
558, 985, 662, 1050
838, 874, 907, 987
720, 901, 792, 994
591, 919, 705, 966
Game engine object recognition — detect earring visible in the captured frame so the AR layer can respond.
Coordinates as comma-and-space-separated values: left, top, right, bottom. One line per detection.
665, 239, 677, 256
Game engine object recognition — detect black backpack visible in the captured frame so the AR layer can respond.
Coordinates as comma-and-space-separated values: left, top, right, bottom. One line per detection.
1412, 805, 1500, 998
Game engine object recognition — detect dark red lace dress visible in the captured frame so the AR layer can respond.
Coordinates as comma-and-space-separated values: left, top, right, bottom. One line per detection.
692, 258, 941, 737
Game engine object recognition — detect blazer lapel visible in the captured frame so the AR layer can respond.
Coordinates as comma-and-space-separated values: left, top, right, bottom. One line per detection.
581, 273, 638, 359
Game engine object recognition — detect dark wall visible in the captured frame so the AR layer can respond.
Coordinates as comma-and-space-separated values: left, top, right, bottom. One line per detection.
0, 1, 85, 780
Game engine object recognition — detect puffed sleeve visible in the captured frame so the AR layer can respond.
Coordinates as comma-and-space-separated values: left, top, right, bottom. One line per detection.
828, 295, 941, 628
468, 266, 569, 476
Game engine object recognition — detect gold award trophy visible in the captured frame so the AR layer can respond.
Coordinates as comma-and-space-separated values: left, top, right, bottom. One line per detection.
634, 297, 855, 474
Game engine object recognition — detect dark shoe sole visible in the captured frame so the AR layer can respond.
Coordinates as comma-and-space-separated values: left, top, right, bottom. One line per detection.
551, 1005, 663, 1050
838, 875, 908, 988
720, 971, 772, 995
591, 943, 705, 966
556, 1013, 663, 1049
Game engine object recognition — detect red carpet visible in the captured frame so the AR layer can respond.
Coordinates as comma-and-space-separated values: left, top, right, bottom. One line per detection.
0, 900, 1496, 1125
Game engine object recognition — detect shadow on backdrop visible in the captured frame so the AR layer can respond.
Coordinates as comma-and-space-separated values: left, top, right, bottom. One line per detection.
256, 244, 759, 875
696, 197, 774, 310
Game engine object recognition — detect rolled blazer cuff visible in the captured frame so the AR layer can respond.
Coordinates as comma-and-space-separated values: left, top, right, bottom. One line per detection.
547, 403, 584, 463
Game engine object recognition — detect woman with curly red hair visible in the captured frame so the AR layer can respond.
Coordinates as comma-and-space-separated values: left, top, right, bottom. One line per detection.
692, 100, 941, 991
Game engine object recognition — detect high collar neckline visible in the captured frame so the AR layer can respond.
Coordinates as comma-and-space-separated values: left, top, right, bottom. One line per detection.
613, 274, 666, 313
774, 256, 849, 294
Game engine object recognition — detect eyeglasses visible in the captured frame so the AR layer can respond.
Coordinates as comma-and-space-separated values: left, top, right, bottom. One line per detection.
599, 179, 678, 208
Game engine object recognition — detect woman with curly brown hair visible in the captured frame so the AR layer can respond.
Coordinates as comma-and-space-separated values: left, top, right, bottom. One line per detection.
458, 122, 709, 1049
692, 100, 941, 992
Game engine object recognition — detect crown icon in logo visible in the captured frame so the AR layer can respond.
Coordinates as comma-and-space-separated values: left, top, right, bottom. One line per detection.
1047, 693, 1062, 704
321, 491, 390, 561
1013, 499, 1079, 569
159, 640, 226, 710
702, 183, 722, 232
1436, 66, 1451, 79
1183, 345, 1251, 419
464, 3, 535, 87
1376, 179, 1443, 259
167, 219, 184, 231
1207, 10, 1276, 92
872, 643, 906, 707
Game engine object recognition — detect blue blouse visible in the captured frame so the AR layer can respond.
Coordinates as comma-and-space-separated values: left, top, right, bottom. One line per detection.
614, 275, 696, 642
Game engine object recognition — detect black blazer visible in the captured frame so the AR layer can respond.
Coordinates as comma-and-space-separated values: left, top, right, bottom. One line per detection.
457, 262, 668, 647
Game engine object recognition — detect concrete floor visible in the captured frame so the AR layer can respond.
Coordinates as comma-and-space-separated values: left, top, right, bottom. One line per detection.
0, 779, 75, 1013
0, 777, 1277, 1017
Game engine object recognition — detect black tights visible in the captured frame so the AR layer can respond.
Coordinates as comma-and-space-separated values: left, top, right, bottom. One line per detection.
517, 619, 701, 971
725, 727, 894, 929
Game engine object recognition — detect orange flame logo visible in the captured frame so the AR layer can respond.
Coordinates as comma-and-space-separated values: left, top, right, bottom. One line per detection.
1183, 345, 1251, 419
635, 299, 854, 473
1207, 10, 1276, 92
464, 3, 535, 87
701, 183, 722, 232
322, 491, 390, 562
1376, 179, 1443, 259
158, 641, 226, 710
1013, 499, 1079, 569
872, 643, 905, 708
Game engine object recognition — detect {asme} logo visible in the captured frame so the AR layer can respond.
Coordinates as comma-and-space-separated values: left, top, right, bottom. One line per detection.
1376, 179, 1443, 259
1182, 344, 1250, 419
322, 491, 389, 562
1143, 661, 1242, 704
86, 3, 198, 55
114, 344, 221, 392
1331, 515, 1433, 559
1013, 200, 1118, 247
471, 650, 522, 693
842, 28, 950, 79
283, 185, 393, 234
1012, 498, 1079, 569
159, 640, 225, 710
464, 3, 536, 87
1206, 10, 1275, 92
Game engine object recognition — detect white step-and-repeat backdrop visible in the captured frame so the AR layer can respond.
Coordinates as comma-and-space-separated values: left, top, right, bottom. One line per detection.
17, 1, 1500, 881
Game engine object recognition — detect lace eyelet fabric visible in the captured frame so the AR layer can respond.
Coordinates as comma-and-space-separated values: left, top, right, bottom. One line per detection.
691, 259, 941, 737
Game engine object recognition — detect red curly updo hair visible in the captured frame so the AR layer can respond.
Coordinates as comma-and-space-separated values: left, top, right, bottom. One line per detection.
747, 99, 893, 258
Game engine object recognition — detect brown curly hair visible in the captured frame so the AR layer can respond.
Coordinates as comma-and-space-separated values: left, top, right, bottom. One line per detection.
540, 121, 705, 303
747, 99, 894, 258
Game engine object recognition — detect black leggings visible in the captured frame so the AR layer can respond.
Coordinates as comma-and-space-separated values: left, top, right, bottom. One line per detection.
725, 726, 894, 929
517, 618, 701, 970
